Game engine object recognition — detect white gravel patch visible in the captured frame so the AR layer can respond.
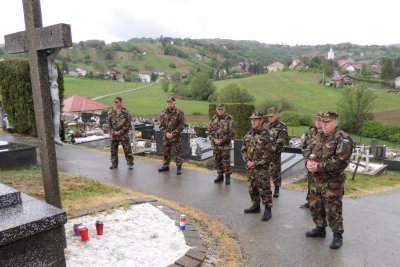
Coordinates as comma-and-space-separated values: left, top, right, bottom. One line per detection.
65, 203, 190, 267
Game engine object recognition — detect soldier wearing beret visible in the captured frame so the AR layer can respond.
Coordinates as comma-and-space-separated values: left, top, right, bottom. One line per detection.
242, 112, 276, 221
208, 103, 234, 185
300, 112, 324, 208
158, 97, 186, 175
264, 107, 289, 198
305, 111, 353, 249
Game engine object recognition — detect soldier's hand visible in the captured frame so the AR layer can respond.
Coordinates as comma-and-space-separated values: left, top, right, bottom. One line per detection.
166, 132, 173, 139
247, 161, 255, 169
306, 161, 318, 172
214, 139, 221, 145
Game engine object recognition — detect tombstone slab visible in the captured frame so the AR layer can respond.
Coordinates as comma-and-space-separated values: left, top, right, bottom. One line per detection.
0, 183, 67, 267
0, 142, 37, 170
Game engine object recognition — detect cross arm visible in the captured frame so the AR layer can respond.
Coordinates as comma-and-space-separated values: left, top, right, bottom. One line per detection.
4, 23, 72, 54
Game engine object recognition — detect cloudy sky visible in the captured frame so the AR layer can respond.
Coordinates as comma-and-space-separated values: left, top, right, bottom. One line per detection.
0, 0, 398, 46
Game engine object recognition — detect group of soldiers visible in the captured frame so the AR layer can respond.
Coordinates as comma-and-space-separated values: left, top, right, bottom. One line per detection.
107, 96, 352, 249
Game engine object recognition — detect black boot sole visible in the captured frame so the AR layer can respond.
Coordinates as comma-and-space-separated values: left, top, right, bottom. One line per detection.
305, 232, 326, 238
244, 209, 261, 214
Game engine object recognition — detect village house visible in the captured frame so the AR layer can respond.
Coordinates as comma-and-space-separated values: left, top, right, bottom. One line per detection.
194, 53, 202, 60
139, 71, 151, 83
142, 51, 147, 56
289, 57, 304, 70
327, 48, 335, 60
395, 76, 400, 89
267, 62, 285, 72
75, 68, 87, 77
116, 74, 125, 83
330, 75, 354, 88
104, 70, 117, 80
368, 64, 381, 76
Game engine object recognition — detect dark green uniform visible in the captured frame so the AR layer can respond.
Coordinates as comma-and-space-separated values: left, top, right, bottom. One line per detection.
301, 127, 321, 204
241, 128, 276, 207
208, 113, 234, 176
309, 127, 353, 234
159, 107, 185, 167
264, 120, 289, 187
106, 108, 133, 166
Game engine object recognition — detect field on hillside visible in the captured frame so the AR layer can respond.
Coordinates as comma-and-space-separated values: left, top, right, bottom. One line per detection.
64, 78, 146, 98
214, 72, 400, 116
64, 72, 400, 121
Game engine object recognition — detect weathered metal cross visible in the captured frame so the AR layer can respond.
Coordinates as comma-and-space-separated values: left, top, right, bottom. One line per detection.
4, 0, 72, 208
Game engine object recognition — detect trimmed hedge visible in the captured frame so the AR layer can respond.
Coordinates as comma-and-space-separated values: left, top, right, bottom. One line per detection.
0, 59, 65, 136
361, 120, 400, 141
209, 103, 255, 139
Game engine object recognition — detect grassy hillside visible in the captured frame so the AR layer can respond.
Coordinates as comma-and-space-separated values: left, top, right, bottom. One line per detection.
215, 72, 400, 116
64, 72, 400, 119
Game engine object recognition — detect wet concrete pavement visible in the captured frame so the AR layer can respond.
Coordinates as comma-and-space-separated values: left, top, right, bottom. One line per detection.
1, 134, 400, 267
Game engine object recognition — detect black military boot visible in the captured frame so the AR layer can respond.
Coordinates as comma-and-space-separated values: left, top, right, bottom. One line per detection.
299, 202, 310, 209
305, 226, 326, 238
158, 165, 170, 172
273, 186, 280, 198
330, 233, 343, 249
244, 202, 261, 214
177, 166, 182, 175
261, 207, 272, 221
109, 164, 118, 169
214, 174, 223, 183
225, 174, 231, 185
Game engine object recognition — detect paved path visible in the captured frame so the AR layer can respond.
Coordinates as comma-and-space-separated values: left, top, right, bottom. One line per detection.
91, 83, 155, 100
2, 134, 400, 267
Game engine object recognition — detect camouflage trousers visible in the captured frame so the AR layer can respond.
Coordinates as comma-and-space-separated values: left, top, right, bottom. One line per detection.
309, 176, 345, 234
213, 147, 232, 175
163, 139, 182, 167
305, 172, 312, 203
110, 138, 134, 166
269, 155, 282, 187
247, 168, 272, 207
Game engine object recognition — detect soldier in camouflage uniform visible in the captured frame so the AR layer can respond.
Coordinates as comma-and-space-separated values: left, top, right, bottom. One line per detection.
208, 103, 234, 185
264, 107, 289, 198
300, 112, 324, 208
158, 97, 186, 175
106, 96, 134, 169
242, 112, 276, 221
305, 111, 353, 249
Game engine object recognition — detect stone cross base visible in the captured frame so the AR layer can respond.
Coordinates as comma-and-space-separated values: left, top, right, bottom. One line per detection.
0, 183, 67, 267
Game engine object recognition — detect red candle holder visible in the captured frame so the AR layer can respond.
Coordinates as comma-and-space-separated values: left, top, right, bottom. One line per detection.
95, 220, 104, 236
79, 226, 90, 242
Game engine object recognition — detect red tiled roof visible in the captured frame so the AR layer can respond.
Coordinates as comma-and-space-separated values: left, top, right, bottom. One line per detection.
63, 95, 110, 113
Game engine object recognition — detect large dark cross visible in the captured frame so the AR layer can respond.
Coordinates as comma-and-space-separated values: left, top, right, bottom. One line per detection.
4, 0, 72, 208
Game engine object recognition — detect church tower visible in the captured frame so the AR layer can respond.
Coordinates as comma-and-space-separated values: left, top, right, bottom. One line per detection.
328, 48, 335, 60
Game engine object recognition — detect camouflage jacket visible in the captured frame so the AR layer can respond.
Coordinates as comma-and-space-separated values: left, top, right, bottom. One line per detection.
241, 128, 276, 169
301, 127, 322, 160
264, 120, 289, 154
310, 127, 353, 180
106, 108, 132, 140
159, 108, 185, 142
208, 113, 234, 148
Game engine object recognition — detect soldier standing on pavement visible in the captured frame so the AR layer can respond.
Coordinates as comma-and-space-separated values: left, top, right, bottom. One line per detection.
305, 111, 353, 249
264, 107, 289, 198
106, 96, 134, 169
242, 112, 276, 221
158, 97, 186, 175
208, 103, 234, 185
300, 112, 324, 208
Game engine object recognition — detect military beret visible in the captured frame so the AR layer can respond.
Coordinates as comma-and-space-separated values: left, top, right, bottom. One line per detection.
249, 112, 263, 119
314, 112, 324, 119
265, 107, 278, 117
322, 111, 339, 122
216, 102, 225, 108
166, 97, 176, 102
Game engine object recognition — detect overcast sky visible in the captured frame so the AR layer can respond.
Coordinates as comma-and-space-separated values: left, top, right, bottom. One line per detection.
1, 0, 398, 46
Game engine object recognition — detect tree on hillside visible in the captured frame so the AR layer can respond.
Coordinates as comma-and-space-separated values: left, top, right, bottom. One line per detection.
61, 60, 69, 73
381, 57, 395, 80
161, 79, 170, 92
361, 63, 370, 78
190, 72, 215, 100
151, 72, 159, 82
337, 86, 377, 134
217, 83, 254, 103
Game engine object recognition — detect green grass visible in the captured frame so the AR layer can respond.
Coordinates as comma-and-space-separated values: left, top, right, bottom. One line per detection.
97, 83, 209, 116
291, 171, 400, 198
64, 78, 145, 98
214, 72, 400, 115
